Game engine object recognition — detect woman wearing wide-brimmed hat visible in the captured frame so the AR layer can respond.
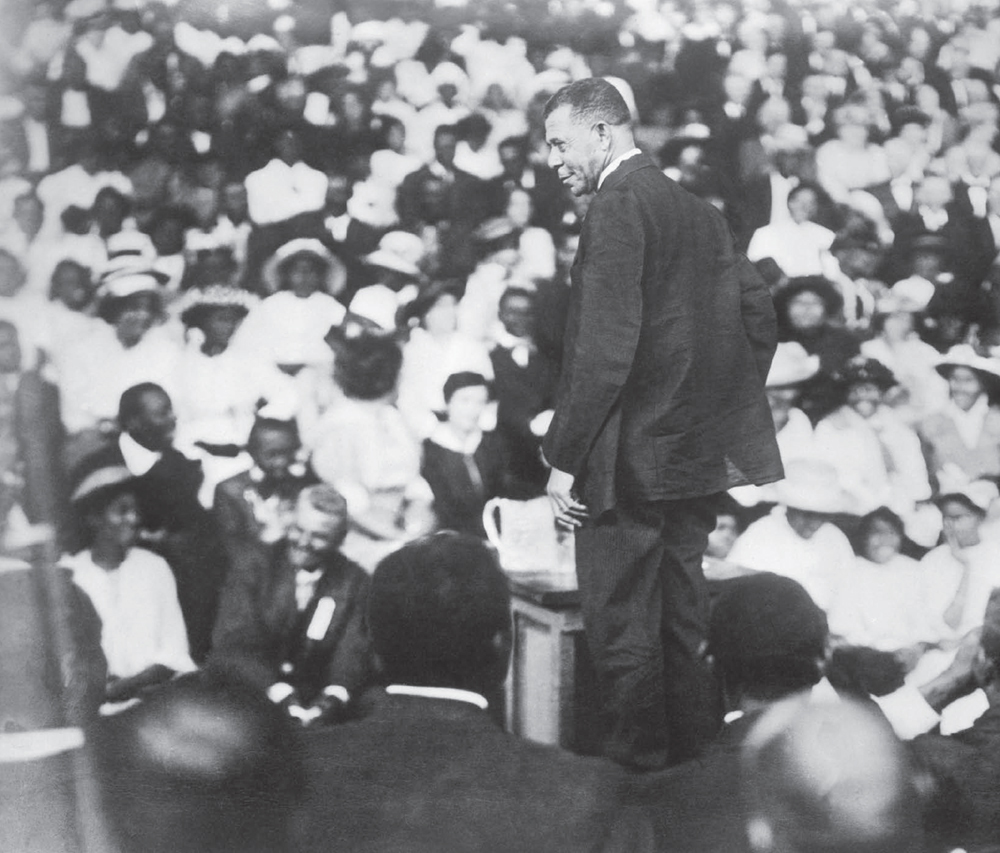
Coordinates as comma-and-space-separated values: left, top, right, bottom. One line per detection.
60, 462, 195, 706
236, 238, 347, 375
55, 270, 181, 469
819, 356, 932, 522
860, 280, 949, 424
917, 344, 1000, 491
727, 459, 859, 611
171, 285, 296, 498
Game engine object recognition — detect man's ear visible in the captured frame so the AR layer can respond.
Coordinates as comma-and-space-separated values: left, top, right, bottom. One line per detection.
593, 122, 613, 151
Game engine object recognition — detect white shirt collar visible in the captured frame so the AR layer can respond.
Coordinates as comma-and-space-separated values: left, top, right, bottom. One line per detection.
429, 422, 483, 455
385, 684, 489, 710
118, 431, 162, 476
598, 147, 641, 189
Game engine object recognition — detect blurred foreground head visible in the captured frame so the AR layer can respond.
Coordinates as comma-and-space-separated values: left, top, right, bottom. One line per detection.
93, 677, 303, 853
369, 532, 512, 694
742, 696, 924, 853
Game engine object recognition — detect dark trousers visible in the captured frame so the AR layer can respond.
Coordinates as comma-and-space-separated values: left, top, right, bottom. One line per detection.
575, 495, 721, 770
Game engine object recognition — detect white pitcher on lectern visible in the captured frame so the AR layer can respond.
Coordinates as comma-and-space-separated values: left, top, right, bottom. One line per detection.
482, 496, 574, 573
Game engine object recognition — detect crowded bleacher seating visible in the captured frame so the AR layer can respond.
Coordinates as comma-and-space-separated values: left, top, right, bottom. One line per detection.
6, 0, 1000, 849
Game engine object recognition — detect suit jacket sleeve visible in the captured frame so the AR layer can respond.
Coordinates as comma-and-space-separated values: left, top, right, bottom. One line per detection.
542, 189, 644, 476
209, 541, 276, 689
736, 253, 779, 384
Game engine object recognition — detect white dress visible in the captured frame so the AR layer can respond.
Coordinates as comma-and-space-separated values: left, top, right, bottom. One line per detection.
63, 547, 195, 679
727, 507, 857, 611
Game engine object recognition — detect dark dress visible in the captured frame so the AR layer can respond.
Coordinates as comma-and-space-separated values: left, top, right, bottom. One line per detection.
421, 430, 507, 537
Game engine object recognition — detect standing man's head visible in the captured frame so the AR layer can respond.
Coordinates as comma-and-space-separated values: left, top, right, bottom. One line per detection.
118, 383, 176, 452
543, 78, 635, 197
369, 533, 512, 695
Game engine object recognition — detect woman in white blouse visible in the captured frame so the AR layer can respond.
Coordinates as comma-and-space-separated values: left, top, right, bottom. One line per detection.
62, 463, 195, 705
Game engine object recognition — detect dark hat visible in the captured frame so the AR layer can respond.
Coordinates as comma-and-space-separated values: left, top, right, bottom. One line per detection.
774, 276, 845, 321
709, 573, 828, 665
832, 356, 897, 390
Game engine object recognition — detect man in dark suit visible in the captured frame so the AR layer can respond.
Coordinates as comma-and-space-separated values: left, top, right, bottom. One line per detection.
294, 533, 651, 853
542, 78, 782, 771
210, 484, 372, 725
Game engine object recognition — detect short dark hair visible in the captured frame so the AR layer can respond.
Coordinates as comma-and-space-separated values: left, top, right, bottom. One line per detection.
851, 506, 905, 556
498, 286, 535, 311
369, 533, 511, 688
332, 333, 403, 401
710, 573, 827, 702
118, 382, 168, 426
443, 371, 490, 403
543, 78, 631, 127
248, 416, 299, 448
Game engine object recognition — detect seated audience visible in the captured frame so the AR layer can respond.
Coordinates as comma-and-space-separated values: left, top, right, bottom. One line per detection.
489, 286, 558, 497
214, 415, 317, 556
727, 460, 857, 610
211, 484, 372, 726
294, 532, 651, 852
312, 326, 435, 571
824, 356, 931, 520
74, 382, 229, 662
631, 572, 831, 853
396, 279, 493, 440
92, 677, 303, 853
421, 372, 507, 537
827, 507, 937, 668
61, 462, 195, 704
55, 270, 180, 470
918, 344, 1000, 490
919, 480, 1000, 643
746, 182, 837, 280
860, 284, 949, 424
236, 238, 347, 374
907, 588, 1000, 851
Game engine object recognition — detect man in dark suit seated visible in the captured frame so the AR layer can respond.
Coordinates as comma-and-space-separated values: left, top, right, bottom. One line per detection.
294, 532, 652, 853
210, 484, 372, 727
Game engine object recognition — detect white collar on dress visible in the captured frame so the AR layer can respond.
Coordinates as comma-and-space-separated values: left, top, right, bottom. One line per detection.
428, 422, 482, 455
385, 684, 489, 710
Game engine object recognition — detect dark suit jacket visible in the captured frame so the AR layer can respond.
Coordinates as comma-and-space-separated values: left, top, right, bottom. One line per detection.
911, 701, 1000, 851
210, 540, 372, 705
213, 468, 318, 559
542, 154, 782, 515
293, 691, 653, 853
630, 713, 759, 853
